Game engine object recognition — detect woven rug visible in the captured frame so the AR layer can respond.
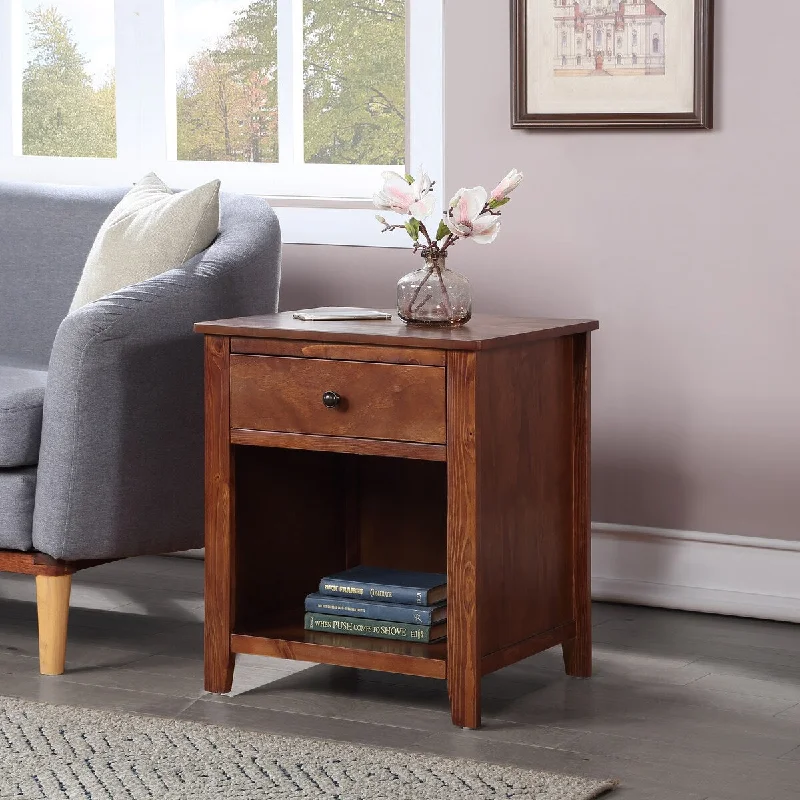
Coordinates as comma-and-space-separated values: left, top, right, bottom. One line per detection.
0, 696, 616, 799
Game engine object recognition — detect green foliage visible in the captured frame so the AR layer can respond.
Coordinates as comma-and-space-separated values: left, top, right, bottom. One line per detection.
303, 0, 405, 165
177, 0, 279, 163
488, 197, 510, 210
22, 6, 116, 158
404, 217, 420, 242
435, 220, 450, 242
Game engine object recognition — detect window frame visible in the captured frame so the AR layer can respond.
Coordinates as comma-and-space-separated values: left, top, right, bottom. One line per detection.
0, 0, 444, 247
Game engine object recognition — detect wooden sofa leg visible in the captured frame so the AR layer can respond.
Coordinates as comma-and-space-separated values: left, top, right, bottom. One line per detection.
35, 574, 72, 675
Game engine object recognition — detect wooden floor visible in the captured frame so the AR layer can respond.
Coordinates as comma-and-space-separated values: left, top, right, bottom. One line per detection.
1, 557, 799, 799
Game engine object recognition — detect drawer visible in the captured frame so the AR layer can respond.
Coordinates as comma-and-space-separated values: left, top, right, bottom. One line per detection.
229, 355, 446, 444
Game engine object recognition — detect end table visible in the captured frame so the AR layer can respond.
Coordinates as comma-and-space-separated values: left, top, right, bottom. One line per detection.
195, 312, 599, 729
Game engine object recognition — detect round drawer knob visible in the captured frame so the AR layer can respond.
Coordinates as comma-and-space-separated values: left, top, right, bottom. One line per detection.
322, 391, 342, 409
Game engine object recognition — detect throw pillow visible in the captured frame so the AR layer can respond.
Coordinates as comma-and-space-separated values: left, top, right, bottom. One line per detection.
69, 173, 220, 312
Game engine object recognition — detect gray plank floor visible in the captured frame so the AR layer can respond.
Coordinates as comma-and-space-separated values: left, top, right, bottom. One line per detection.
1, 556, 799, 799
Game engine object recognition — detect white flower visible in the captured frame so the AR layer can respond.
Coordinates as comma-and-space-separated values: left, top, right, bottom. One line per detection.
490, 169, 524, 202
374, 170, 436, 219
446, 186, 501, 245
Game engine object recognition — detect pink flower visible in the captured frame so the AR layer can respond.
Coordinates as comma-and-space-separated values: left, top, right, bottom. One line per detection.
374, 170, 435, 219
446, 187, 501, 245
490, 169, 523, 202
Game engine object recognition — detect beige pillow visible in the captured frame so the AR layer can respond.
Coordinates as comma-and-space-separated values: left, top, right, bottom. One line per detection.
70, 173, 221, 312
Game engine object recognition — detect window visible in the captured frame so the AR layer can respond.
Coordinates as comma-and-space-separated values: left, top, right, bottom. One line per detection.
653, 34, 659, 53
0, 0, 443, 246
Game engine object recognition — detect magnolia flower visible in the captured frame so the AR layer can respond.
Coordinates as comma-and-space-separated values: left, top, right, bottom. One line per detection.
374, 170, 436, 219
490, 168, 523, 202
446, 187, 501, 245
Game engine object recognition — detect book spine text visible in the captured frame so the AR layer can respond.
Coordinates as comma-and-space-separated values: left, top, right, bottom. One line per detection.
318, 579, 429, 606
304, 596, 435, 625
304, 613, 439, 643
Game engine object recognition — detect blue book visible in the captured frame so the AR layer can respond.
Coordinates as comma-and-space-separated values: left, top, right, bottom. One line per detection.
305, 593, 447, 625
318, 566, 447, 606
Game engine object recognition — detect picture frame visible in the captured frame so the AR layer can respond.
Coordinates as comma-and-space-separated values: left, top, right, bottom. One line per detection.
511, 0, 714, 130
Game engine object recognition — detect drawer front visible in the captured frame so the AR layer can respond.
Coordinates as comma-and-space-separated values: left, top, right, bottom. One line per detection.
230, 355, 446, 444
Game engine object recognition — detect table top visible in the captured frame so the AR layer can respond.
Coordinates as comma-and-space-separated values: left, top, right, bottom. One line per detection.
195, 312, 599, 351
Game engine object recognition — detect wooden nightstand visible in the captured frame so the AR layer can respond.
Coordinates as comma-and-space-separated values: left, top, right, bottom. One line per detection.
195, 312, 599, 729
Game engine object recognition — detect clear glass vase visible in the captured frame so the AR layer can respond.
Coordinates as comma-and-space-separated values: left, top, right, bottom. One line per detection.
396, 251, 472, 326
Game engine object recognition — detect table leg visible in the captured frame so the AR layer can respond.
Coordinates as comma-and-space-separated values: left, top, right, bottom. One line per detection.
563, 332, 592, 678
204, 336, 235, 694
447, 350, 482, 728
448, 654, 481, 729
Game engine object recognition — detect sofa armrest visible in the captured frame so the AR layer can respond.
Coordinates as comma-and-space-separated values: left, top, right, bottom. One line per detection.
32, 195, 281, 560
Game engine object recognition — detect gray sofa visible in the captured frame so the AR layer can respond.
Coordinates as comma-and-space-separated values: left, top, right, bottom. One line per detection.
0, 181, 281, 673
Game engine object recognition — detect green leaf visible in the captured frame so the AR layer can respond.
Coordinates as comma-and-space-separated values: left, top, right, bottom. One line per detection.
405, 218, 420, 241
435, 220, 450, 242
488, 197, 511, 210
405, 174, 415, 185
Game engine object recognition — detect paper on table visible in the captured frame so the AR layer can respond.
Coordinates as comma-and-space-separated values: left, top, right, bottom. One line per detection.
292, 307, 393, 321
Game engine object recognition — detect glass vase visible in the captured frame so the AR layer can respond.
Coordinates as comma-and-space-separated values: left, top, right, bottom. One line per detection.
396, 251, 472, 326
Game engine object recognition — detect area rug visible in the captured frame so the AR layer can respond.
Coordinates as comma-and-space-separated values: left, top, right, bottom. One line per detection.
0, 696, 616, 799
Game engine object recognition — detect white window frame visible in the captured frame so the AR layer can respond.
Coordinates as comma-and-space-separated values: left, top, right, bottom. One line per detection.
0, 0, 443, 246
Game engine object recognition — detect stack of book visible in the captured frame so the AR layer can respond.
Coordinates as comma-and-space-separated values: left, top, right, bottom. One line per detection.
304, 566, 447, 643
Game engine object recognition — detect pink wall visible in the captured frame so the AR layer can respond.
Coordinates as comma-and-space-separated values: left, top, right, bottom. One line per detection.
281, 2, 800, 541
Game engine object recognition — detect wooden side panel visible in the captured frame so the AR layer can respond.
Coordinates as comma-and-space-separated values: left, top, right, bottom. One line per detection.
233, 447, 348, 631
204, 335, 235, 693
230, 355, 446, 444
563, 333, 592, 676
446, 350, 481, 729
475, 338, 574, 659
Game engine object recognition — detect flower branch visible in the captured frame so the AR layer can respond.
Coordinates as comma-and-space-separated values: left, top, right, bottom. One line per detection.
374, 167, 523, 252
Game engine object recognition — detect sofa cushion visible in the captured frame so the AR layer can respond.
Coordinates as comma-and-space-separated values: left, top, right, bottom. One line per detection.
0, 364, 47, 467
0, 467, 36, 551
70, 173, 221, 312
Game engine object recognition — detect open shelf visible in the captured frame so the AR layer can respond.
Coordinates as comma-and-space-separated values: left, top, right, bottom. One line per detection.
229, 447, 450, 680
231, 615, 447, 679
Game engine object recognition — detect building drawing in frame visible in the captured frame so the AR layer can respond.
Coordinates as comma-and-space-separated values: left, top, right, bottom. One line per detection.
554, 0, 666, 77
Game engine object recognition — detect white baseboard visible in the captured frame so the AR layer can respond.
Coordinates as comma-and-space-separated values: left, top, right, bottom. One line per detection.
172, 526, 800, 623
171, 549, 205, 560
592, 523, 800, 623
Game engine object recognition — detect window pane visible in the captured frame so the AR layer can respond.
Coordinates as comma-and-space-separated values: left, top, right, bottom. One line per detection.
304, 0, 405, 165
21, 1, 116, 158
175, 0, 279, 163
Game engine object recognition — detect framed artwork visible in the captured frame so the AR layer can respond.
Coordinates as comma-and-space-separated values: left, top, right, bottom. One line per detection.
512, 0, 714, 129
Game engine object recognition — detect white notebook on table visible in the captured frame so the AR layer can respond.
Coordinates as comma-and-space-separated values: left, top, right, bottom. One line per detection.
291, 307, 392, 321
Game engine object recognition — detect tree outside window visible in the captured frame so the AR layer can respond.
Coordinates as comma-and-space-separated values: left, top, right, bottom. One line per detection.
21, 4, 116, 158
